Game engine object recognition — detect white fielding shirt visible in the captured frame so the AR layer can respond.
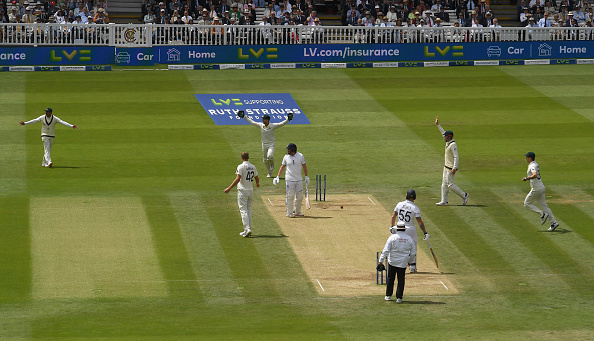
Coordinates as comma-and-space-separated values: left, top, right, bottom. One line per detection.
24, 115, 74, 137
394, 200, 422, 229
236, 161, 258, 191
282, 152, 306, 181
438, 124, 459, 169
379, 230, 416, 268
244, 116, 289, 145
527, 161, 544, 188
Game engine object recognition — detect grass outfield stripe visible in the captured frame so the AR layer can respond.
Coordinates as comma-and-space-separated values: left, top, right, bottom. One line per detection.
546, 188, 594, 246
142, 195, 201, 298
169, 191, 246, 305
201, 196, 280, 302
427, 204, 523, 296
1, 74, 27, 195
0, 196, 31, 302
491, 187, 594, 276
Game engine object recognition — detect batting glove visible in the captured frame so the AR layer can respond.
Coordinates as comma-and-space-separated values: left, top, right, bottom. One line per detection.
423, 233, 430, 241
237, 110, 245, 118
376, 263, 386, 272
273, 176, 280, 185
305, 176, 310, 186
287, 112, 294, 121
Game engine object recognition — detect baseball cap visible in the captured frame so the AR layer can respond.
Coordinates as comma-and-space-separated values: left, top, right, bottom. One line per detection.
45, 107, 53, 112
524, 152, 536, 159
443, 130, 453, 136
262, 114, 271, 120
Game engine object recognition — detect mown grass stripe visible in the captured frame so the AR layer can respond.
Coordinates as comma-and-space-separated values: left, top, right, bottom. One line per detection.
142, 195, 201, 299
169, 191, 245, 305
547, 188, 594, 246
0, 196, 31, 302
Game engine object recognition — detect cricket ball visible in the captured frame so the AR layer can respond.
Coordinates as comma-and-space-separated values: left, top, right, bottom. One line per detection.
340, 206, 343, 209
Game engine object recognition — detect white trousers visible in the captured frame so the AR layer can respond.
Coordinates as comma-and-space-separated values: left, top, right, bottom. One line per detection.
237, 189, 254, 231
262, 143, 275, 175
285, 180, 304, 215
441, 167, 465, 203
405, 226, 418, 265
41, 136, 54, 167
524, 185, 557, 224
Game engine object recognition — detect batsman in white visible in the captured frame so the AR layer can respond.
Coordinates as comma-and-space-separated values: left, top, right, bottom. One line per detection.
435, 116, 470, 206
378, 221, 416, 303
237, 110, 293, 178
224, 152, 260, 237
391, 189, 429, 273
522, 152, 559, 232
19, 107, 79, 168
273, 143, 309, 217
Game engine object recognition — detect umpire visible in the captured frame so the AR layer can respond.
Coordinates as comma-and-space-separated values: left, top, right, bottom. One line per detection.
377, 221, 416, 303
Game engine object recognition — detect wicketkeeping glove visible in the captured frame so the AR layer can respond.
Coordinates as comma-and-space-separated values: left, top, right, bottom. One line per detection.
273, 176, 280, 185
423, 232, 430, 241
237, 110, 245, 118
305, 176, 310, 186
287, 112, 294, 121
376, 263, 386, 272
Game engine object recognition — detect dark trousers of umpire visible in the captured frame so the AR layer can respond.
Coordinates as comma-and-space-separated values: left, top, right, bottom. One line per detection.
386, 264, 406, 299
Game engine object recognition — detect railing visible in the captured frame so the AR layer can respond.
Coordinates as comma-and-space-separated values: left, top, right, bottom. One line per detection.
1, 23, 594, 46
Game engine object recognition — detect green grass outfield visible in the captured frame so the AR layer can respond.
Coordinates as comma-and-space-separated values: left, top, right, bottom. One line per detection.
1, 65, 593, 340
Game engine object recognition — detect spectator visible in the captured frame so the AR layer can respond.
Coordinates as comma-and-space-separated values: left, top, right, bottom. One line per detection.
306, 9, 318, 25
431, 0, 443, 12
158, 8, 168, 23
9, 5, 19, 23
482, 10, 493, 26
144, 8, 155, 23
544, 1, 557, 15
574, 5, 586, 23
220, 10, 231, 24
142, 0, 151, 18
520, 7, 530, 25
533, 6, 543, 21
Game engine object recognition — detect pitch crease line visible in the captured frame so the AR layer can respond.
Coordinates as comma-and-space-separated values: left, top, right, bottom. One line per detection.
316, 279, 325, 292
267, 198, 274, 206
439, 279, 449, 290
368, 196, 376, 205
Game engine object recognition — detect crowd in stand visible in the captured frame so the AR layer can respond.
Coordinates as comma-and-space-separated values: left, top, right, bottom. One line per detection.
518, 0, 594, 27
0, 0, 109, 24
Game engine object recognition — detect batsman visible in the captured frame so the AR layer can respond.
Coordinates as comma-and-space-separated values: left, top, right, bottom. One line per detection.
391, 189, 429, 273
237, 110, 293, 178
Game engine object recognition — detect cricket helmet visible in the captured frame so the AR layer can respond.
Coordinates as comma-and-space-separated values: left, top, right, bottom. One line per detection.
406, 189, 416, 200
287, 143, 297, 153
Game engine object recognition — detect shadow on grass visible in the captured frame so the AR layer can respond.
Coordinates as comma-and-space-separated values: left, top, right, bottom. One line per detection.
457, 204, 489, 207
538, 229, 572, 234
404, 301, 446, 305
251, 234, 288, 239
297, 216, 332, 219
51, 166, 90, 169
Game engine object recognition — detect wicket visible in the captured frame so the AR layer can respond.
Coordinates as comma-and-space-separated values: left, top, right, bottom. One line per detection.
315, 174, 326, 201
376, 252, 387, 285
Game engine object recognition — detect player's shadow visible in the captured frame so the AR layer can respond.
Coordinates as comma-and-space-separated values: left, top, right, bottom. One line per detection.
402, 301, 446, 305
538, 229, 571, 234
298, 216, 332, 219
50, 166, 90, 169
458, 204, 488, 207
251, 234, 288, 239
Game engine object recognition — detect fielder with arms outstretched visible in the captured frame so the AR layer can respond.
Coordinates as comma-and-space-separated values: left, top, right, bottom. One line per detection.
274, 143, 309, 217
435, 115, 469, 206
19, 107, 79, 168
237, 110, 293, 178
391, 189, 429, 273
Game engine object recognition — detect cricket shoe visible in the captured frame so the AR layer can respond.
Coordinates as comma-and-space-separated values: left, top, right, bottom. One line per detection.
541, 212, 549, 225
396, 298, 403, 303
287, 213, 295, 218
548, 222, 559, 232
267, 173, 272, 178
463, 193, 470, 206
48, 162, 53, 168
240, 230, 252, 237
435, 202, 449, 206
384, 296, 392, 301
295, 213, 304, 217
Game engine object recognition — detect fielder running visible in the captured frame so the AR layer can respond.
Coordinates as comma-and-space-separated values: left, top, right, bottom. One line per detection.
237, 110, 293, 178
435, 116, 470, 206
378, 221, 416, 303
273, 143, 309, 217
224, 152, 260, 237
522, 152, 559, 231
19, 108, 79, 168
391, 189, 429, 273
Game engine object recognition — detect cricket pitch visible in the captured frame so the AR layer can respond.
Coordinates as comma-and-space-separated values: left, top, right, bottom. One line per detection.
264, 194, 457, 297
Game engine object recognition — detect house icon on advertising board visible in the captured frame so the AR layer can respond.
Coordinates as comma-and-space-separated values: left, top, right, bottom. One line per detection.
538, 43, 552, 57
167, 48, 181, 62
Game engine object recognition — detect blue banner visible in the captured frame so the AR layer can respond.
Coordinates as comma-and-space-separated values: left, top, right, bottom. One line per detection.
114, 48, 155, 66
0, 47, 114, 65
194, 93, 310, 126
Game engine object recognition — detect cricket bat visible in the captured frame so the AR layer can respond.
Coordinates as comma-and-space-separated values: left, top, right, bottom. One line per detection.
426, 240, 439, 269
305, 183, 311, 209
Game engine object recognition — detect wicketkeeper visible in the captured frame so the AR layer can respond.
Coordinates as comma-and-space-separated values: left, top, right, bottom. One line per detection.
378, 221, 416, 303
